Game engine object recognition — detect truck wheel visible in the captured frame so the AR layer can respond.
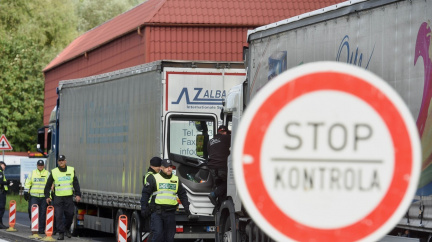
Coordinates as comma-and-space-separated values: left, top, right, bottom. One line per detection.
222, 215, 234, 242
114, 209, 125, 241
131, 211, 141, 242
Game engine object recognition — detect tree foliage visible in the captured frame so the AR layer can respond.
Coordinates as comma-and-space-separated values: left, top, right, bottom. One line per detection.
0, 0, 143, 151
75, 0, 142, 33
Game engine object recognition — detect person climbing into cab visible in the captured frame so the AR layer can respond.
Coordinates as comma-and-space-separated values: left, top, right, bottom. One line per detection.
207, 125, 231, 206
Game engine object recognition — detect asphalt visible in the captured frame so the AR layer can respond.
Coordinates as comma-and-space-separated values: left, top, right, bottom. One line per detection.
0, 223, 95, 242
0, 213, 114, 242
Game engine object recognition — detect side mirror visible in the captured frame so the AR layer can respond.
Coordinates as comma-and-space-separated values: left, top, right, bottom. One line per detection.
37, 127, 46, 154
194, 121, 203, 132
196, 134, 204, 157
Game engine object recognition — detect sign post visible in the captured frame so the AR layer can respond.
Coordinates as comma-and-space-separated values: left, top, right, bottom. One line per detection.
0, 134, 13, 163
233, 62, 421, 241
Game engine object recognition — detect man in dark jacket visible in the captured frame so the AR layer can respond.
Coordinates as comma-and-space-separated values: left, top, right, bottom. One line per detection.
207, 125, 231, 205
140, 156, 162, 234
140, 159, 190, 242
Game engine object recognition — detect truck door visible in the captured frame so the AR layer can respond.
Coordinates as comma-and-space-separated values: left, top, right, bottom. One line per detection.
164, 112, 217, 167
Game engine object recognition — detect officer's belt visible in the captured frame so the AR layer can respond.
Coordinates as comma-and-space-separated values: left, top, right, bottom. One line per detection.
155, 205, 176, 212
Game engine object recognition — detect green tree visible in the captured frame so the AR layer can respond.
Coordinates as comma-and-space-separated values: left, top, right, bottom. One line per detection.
0, 0, 143, 151
0, 0, 78, 151
75, 0, 142, 33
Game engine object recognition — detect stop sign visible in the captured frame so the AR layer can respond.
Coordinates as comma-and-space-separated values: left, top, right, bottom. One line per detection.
233, 62, 421, 241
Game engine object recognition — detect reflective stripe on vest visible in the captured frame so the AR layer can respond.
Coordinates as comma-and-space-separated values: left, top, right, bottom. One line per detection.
144, 171, 154, 184
153, 173, 178, 206
52, 167, 75, 196
145, 171, 155, 202
1, 171, 7, 191
29, 169, 49, 197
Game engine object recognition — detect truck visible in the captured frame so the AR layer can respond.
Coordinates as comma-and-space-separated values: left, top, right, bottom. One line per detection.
216, 0, 432, 241
36, 60, 246, 241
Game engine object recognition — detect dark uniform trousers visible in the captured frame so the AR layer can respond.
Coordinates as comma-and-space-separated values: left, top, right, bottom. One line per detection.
30, 196, 47, 233
54, 196, 74, 233
150, 209, 176, 242
210, 168, 227, 200
0, 190, 6, 222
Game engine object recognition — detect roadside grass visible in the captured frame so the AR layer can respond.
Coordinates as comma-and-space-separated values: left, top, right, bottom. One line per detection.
6, 193, 28, 213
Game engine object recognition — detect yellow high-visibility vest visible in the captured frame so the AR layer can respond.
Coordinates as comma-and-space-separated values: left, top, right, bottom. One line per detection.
52, 167, 75, 196
1, 170, 7, 191
153, 174, 178, 206
25, 169, 49, 197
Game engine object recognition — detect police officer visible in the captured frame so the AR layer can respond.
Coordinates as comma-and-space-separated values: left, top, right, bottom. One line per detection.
141, 159, 190, 242
24, 159, 50, 234
142, 157, 162, 186
0, 161, 12, 229
44, 155, 81, 240
140, 157, 162, 236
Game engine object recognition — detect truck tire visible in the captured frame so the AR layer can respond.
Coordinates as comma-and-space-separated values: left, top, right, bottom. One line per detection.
130, 211, 141, 242
114, 209, 125, 241
222, 214, 236, 242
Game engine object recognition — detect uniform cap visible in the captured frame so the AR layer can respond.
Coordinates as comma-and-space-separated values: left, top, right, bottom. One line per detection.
161, 159, 173, 167
37, 160, 44, 166
150, 157, 162, 167
58, 155, 66, 161
218, 125, 231, 134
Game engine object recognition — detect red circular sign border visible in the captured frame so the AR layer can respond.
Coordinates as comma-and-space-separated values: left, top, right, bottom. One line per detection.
242, 72, 412, 241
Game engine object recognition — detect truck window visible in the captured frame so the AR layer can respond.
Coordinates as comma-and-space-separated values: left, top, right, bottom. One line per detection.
168, 117, 215, 160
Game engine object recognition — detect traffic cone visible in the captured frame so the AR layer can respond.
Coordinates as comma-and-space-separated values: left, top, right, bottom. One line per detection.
41, 205, 56, 241
29, 204, 41, 238
118, 214, 128, 242
6, 200, 17, 232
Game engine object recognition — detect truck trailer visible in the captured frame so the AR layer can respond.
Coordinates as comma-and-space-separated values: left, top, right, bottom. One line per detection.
37, 60, 245, 241
217, 0, 432, 240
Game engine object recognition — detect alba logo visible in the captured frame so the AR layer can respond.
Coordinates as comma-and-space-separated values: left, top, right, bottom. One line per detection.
172, 88, 226, 105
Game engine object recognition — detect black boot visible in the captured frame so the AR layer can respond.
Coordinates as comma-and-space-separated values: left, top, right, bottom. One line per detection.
0, 223, 8, 229
57, 233, 64, 240
65, 230, 72, 238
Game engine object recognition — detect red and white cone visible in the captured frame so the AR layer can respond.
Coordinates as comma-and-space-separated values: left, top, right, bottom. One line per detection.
118, 214, 127, 242
29, 204, 41, 238
41, 205, 56, 241
6, 200, 16, 232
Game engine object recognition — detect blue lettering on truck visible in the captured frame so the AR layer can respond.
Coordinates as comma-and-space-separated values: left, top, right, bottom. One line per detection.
336, 35, 375, 69
172, 88, 226, 105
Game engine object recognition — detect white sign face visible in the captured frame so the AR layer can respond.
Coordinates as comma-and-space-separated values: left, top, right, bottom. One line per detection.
233, 62, 421, 241
0, 134, 12, 151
